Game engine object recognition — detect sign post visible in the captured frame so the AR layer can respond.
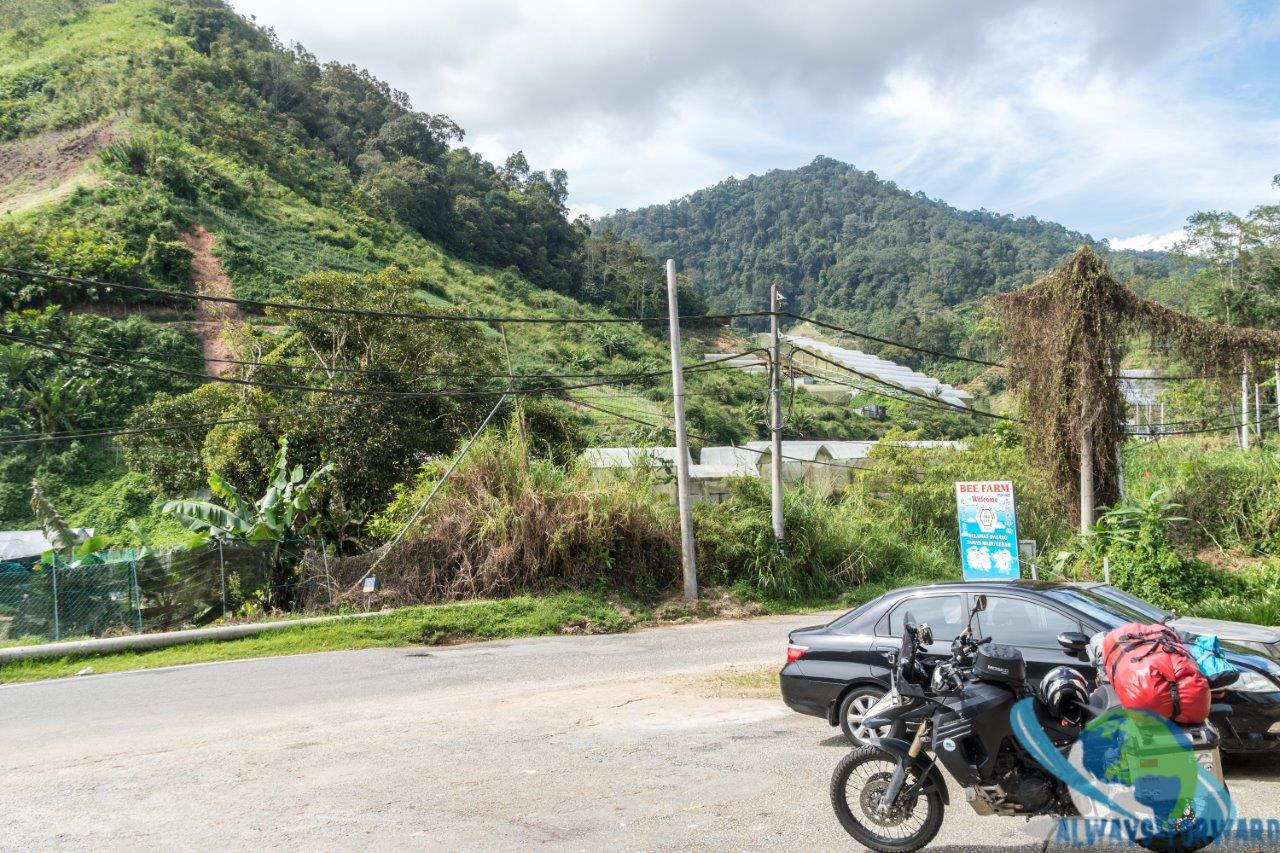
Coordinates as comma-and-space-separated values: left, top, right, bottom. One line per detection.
955, 481, 1021, 581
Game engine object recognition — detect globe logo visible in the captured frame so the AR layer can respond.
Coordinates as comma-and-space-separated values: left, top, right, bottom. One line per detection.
1069, 708, 1202, 835
1010, 698, 1234, 848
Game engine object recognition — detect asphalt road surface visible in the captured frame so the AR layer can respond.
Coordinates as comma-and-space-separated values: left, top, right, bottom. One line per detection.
2, 612, 1276, 851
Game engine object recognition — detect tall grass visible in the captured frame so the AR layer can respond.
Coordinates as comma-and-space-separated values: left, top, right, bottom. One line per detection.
1125, 439, 1280, 554
306, 429, 679, 606
695, 477, 958, 601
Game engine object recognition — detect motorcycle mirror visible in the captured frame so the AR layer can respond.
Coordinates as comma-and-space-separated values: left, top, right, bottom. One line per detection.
972, 594, 987, 613
917, 622, 934, 646
1057, 630, 1090, 655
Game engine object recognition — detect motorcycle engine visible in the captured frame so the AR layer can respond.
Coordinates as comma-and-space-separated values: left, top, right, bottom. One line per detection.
970, 746, 1056, 816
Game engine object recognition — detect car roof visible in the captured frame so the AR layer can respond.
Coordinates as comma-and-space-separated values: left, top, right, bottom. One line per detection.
896, 580, 1090, 593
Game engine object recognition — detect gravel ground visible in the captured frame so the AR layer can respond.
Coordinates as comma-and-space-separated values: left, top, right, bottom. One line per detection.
1, 612, 1276, 851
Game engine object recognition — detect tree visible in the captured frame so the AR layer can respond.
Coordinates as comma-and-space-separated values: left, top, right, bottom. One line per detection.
994, 246, 1280, 529
1173, 205, 1280, 327
163, 436, 331, 608
162, 436, 330, 545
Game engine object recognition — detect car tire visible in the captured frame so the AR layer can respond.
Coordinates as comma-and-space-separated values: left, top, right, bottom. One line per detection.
839, 685, 889, 745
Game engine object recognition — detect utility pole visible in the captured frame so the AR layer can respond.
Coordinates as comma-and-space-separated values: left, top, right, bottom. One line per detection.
1274, 363, 1279, 435
1080, 398, 1095, 535
1256, 382, 1263, 440
1242, 363, 1251, 450
770, 282, 785, 556
666, 259, 697, 600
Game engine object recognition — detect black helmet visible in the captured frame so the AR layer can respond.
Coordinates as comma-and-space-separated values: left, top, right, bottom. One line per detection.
1040, 666, 1089, 724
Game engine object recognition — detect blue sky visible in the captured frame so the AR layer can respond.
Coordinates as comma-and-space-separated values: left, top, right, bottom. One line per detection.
229, 0, 1280, 249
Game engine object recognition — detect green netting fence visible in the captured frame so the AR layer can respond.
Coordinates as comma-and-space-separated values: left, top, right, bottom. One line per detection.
0, 541, 285, 643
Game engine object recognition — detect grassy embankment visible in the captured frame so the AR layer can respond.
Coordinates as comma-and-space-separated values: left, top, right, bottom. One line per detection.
0, 587, 856, 683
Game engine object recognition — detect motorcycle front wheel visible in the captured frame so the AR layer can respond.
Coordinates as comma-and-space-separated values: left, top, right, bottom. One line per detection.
830, 746, 944, 853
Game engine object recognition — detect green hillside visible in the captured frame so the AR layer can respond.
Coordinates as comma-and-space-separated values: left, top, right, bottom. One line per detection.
598, 156, 1172, 351
1, 0, 958, 541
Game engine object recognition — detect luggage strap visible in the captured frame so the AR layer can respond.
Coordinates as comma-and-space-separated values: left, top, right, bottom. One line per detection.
1103, 629, 1192, 683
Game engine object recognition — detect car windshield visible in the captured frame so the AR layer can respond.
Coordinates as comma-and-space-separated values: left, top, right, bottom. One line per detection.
1043, 587, 1153, 629
1090, 585, 1169, 621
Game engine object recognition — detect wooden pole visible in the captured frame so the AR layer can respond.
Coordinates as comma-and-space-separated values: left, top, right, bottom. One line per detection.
770, 281, 785, 556
666, 259, 697, 600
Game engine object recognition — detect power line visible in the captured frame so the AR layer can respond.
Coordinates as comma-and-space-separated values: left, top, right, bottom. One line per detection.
0, 400, 381, 447
787, 343, 1013, 421
0, 265, 769, 326
787, 312, 1256, 382
0, 330, 750, 401
7, 331, 766, 382
571, 398, 868, 471
789, 365, 993, 424
786, 312, 1004, 368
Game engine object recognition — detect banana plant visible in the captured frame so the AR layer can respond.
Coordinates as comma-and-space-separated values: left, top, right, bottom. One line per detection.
162, 436, 332, 546
30, 480, 107, 567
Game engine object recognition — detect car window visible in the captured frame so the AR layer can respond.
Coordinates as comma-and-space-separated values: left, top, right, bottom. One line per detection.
885, 594, 966, 642
1092, 586, 1168, 621
1043, 588, 1142, 629
977, 597, 1079, 647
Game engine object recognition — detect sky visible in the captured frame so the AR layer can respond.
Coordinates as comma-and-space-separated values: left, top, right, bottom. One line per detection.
228, 0, 1280, 250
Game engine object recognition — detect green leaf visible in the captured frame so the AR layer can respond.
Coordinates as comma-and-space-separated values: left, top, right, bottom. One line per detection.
209, 472, 247, 513
29, 480, 80, 553
161, 500, 248, 536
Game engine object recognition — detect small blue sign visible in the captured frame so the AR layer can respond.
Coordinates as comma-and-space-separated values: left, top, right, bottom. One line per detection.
955, 481, 1021, 581
362, 576, 380, 593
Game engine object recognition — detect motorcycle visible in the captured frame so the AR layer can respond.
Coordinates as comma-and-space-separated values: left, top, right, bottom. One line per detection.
829, 594, 1235, 853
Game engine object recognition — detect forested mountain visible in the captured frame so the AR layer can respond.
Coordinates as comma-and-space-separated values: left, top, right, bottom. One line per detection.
1, 0, 923, 541
599, 156, 1170, 338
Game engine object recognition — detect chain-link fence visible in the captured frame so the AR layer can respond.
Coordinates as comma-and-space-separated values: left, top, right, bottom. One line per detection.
0, 542, 284, 643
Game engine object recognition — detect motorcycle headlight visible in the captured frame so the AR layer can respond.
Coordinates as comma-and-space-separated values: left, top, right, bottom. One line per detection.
1233, 670, 1279, 692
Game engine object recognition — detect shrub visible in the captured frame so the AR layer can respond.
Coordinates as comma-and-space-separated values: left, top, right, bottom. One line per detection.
310, 429, 678, 606
695, 477, 957, 601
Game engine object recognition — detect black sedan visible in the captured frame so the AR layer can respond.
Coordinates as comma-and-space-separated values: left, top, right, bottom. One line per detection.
780, 580, 1280, 753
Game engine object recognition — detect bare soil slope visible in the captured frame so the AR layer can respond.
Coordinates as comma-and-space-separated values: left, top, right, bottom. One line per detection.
181, 226, 243, 376
0, 120, 122, 214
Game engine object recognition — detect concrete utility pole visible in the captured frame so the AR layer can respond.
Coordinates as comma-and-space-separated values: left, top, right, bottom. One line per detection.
665, 259, 697, 600
1257, 382, 1263, 440
1242, 363, 1251, 450
770, 281, 785, 556
1080, 423, 1095, 534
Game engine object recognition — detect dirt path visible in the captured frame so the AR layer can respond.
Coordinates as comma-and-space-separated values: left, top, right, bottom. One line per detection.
181, 226, 242, 377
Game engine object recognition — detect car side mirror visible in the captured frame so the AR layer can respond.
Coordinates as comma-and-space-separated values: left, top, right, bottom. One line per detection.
1057, 631, 1090, 655
972, 594, 987, 613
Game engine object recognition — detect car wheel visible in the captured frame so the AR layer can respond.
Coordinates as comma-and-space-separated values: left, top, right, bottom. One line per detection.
839, 686, 890, 745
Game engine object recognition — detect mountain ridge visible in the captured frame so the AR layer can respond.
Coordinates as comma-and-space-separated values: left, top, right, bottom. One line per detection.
598, 155, 1170, 343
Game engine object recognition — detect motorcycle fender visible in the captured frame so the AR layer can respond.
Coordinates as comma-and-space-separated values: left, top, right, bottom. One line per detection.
864, 736, 950, 806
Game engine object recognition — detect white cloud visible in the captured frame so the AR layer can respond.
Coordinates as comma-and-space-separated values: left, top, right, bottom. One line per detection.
1107, 230, 1188, 252
228, 0, 1280, 237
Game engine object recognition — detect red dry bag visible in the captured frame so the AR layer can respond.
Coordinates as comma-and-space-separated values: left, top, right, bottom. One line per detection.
1101, 622, 1210, 724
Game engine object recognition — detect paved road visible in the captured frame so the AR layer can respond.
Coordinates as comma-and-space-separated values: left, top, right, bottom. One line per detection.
2, 613, 1276, 851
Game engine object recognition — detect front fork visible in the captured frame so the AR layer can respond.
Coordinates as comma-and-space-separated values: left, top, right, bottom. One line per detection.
879, 720, 931, 810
